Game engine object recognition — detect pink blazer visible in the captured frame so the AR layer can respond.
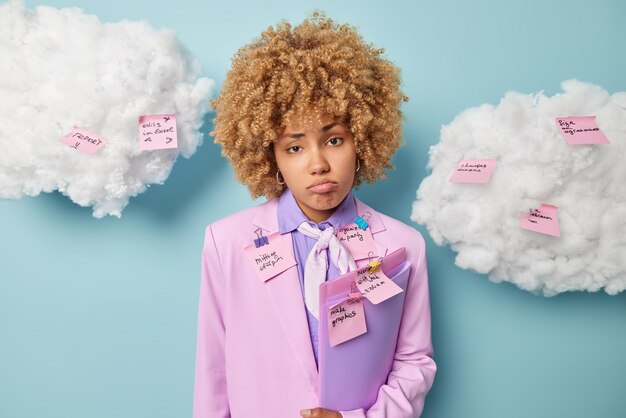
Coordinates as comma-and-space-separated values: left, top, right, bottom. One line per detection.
193, 195, 436, 418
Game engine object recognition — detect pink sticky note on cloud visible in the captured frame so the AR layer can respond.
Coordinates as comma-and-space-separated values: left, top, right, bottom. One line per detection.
335, 224, 378, 260
245, 232, 297, 282
328, 298, 367, 347
60, 128, 107, 154
449, 159, 497, 183
555, 116, 609, 145
520, 204, 561, 237
355, 266, 404, 305
139, 114, 178, 150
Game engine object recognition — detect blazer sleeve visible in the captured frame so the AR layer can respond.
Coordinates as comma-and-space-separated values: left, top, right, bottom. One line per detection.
341, 232, 437, 418
193, 225, 231, 418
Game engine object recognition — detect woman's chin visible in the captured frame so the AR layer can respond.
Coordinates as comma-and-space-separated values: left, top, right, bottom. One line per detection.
306, 190, 348, 210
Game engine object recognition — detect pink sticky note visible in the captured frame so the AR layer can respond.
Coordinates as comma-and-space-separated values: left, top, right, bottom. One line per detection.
335, 223, 378, 260
245, 232, 297, 282
60, 128, 107, 154
328, 298, 367, 347
555, 116, 609, 145
520, 204, 561, 237
138, 114, 178, 150
355, 266, 404, 305
449, 159, 497, 183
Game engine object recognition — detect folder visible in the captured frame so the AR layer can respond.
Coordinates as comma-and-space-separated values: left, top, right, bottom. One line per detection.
318, 247, 410, 411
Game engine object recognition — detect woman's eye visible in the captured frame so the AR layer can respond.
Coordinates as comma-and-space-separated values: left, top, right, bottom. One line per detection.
287, 145, 301, 153
327, 137, 343, 146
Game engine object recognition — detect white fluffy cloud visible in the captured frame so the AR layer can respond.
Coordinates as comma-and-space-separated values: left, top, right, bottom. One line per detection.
0, 0, 214, 217
412, 80, 626, 296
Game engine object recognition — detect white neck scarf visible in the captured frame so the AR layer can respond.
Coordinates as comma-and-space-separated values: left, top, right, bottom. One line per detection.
296, 221, 357, 319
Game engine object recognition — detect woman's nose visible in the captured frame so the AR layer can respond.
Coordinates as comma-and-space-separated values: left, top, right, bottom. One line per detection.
308, 148, 330, 175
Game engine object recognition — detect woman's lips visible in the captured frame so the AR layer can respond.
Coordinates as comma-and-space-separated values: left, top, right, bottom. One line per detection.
308, 181, 338, 193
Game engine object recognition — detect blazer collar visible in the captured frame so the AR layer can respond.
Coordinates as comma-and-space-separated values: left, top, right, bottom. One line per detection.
354, 196, 386, 237
251, 197, 280, 235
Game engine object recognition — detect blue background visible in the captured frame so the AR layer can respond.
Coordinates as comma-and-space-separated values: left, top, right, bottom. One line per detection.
1, 0, 625, 417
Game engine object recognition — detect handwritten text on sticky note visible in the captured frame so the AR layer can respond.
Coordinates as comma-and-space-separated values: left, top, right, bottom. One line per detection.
355, 266, 404, 304
449, 159, 497, 184
555, 116, 609, 145
139, 114, 178, 150
336, 224, 377, 260
520, 204, 561, 237
61, 128, 107, 154
328, 299, 367, 347
245, 232, 296, 282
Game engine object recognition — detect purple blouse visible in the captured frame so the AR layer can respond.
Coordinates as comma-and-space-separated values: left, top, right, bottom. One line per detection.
277, 188, 357, 367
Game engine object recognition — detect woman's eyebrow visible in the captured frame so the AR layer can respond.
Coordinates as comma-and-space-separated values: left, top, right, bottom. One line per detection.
320, 122, 340, 132
282, 132, 304, 139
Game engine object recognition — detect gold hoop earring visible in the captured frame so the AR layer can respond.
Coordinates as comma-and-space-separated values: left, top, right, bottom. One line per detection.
276, 170, 285, 185
356, 159, 360, 172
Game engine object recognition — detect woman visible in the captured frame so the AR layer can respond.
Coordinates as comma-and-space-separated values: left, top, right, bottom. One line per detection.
193, 13, 436, 418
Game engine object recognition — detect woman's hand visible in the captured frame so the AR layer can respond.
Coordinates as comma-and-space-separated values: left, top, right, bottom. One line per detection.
300, 407, 342, 418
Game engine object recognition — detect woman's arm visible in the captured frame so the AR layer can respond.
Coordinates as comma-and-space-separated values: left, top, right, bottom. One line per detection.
193, 225, 231, 418
341, 233, 437, 418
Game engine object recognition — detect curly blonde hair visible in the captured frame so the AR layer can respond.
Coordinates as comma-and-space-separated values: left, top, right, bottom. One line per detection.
211, 12, 408, 199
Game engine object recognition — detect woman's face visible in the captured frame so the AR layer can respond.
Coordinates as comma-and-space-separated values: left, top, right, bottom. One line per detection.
274, 111, 357, 224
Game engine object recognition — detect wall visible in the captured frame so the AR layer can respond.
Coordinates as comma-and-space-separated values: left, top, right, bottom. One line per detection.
1, 0, 625, 417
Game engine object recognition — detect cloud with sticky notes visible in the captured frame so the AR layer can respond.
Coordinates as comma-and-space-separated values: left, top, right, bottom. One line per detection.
412, 80, 626, 296
0, 0, 214, 217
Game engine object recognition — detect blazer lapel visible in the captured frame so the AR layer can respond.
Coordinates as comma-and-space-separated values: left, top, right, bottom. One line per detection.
251, 199, 319, 394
